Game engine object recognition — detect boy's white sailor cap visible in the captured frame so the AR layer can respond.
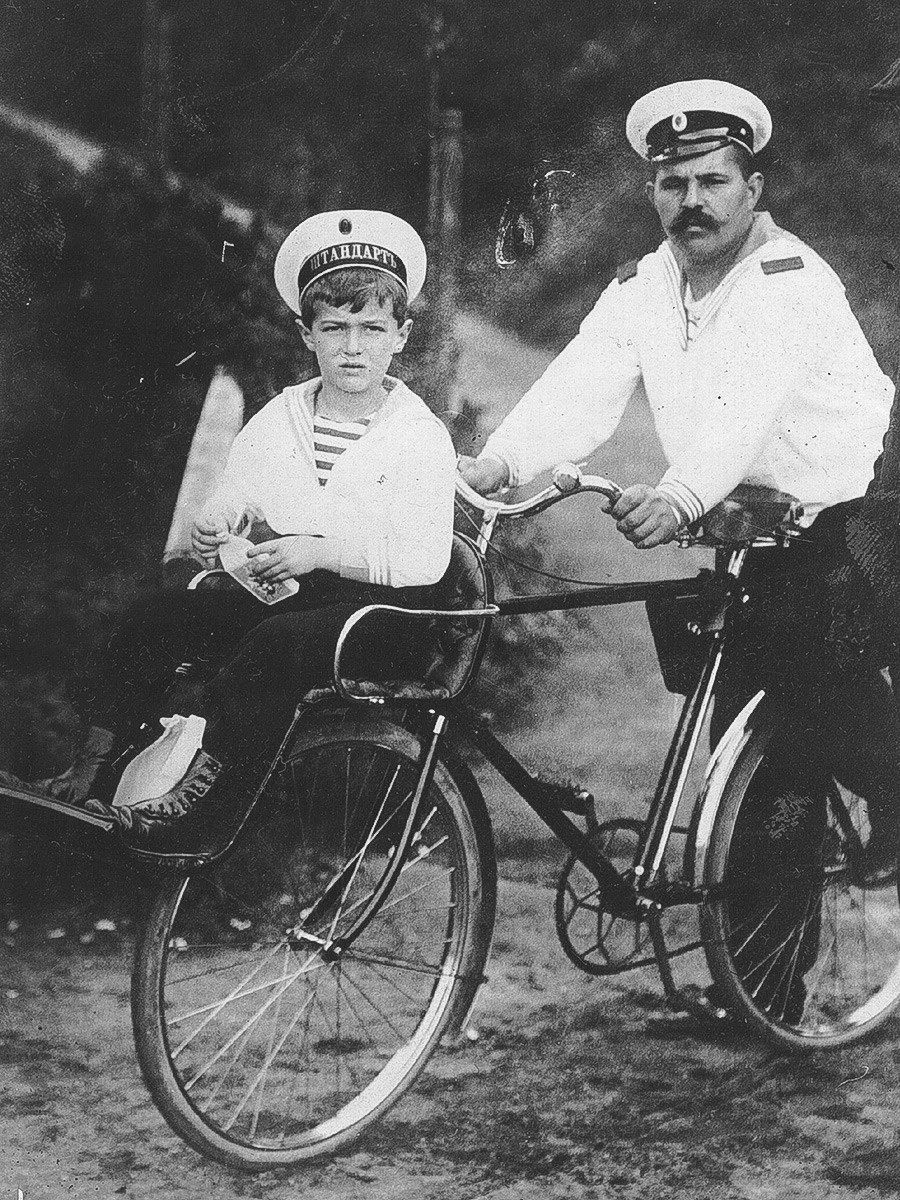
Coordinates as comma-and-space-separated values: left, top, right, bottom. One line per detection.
274, 209, 428, 315
626, 80, 772, 163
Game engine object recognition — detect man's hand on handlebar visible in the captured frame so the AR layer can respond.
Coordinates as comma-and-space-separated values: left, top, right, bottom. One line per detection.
457, 453, 510, 497
454, 462, 677, 547
611, 484, 681, 549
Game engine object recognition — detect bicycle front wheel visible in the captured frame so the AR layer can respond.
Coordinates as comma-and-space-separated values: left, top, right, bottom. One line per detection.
132, 714, 495, 1168
701, 720, 900, 1050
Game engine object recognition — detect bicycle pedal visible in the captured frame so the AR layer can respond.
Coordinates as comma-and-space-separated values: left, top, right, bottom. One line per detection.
667, 984, 731, 1022
536, 777, 593, 816
644, 879, 701, 907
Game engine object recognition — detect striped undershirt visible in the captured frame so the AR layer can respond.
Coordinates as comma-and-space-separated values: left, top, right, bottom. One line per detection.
313, 414, 371, 485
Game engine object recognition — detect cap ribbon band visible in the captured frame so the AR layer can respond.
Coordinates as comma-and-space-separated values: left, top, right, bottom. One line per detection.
647, 109, 755, 163
650, 135, 736, 163
297, 242, 407, 298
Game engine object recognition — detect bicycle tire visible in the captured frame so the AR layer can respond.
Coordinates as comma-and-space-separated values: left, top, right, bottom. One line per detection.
132, 713, 496, 1169
700, 717, 900, 1050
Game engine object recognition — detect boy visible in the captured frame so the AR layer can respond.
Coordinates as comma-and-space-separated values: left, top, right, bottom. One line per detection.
14, 210, 457, 857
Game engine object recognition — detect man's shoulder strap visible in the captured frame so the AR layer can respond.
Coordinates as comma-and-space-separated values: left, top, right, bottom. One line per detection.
616, 259, 639, 284
761, 255, 805, 275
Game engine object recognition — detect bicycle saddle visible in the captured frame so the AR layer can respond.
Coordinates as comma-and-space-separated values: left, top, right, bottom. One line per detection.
695, 484, 803, 545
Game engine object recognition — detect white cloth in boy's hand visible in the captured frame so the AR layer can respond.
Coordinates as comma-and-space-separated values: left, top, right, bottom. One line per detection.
246, 535, 330, 585
218, 535, 300, 605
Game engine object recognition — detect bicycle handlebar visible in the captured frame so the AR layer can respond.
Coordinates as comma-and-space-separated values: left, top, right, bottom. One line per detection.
456, 464, 804, 555
455, 462, 623, 520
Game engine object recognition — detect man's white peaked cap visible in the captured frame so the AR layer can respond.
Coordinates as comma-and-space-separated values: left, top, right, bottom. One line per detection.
626, 80, 772, 162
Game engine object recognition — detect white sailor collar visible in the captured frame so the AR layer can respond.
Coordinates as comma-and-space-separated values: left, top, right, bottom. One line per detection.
657, 213, 802, 348
289, 374, 426, 435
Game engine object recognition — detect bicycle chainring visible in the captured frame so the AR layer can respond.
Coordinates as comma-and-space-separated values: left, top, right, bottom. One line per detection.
554, 818, 657, 976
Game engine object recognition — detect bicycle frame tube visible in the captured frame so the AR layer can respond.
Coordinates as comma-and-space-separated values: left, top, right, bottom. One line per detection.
0, 781, 117, 863
632, 547, 747, 888
450, 708, 638, 915
496, 575, 704, 617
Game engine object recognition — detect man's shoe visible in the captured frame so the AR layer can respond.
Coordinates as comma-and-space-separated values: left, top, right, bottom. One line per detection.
86, 749, 247, 858
33, 726, 116, 805
703, 982, 733, 1017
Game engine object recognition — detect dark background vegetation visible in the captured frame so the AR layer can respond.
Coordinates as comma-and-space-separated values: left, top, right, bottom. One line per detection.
0, 0, 897, 903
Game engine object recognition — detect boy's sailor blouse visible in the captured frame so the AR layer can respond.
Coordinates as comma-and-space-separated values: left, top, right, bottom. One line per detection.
214, 376, 456, 587
483, 214, 893, 526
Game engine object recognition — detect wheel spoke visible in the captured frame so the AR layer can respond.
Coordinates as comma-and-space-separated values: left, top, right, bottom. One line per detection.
169, 940, 292, 1051
361, 856, 453, 920
222, 957, 329, 1134
325, 765, 402, 943
180, 947, 322, 1082
170, 958, 328, 1030
333, 958, 415, 1042
313, 831, 450, 936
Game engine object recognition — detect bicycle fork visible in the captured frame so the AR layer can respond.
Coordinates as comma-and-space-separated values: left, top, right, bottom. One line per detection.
290, 707, 450, 958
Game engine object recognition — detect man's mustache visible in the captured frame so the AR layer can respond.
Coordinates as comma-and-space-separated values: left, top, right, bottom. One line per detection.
671, 208, 719, 233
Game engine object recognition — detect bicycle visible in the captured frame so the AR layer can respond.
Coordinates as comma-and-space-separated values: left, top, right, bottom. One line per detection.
2, 465, 899, 1170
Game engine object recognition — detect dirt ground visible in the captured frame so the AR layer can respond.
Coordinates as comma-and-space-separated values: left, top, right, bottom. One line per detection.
6, 321, 900, 1197
3, 862, 900, 1200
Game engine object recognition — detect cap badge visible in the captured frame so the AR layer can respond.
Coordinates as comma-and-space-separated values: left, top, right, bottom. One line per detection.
339, 218, 352, 234
671, 112, 688, 132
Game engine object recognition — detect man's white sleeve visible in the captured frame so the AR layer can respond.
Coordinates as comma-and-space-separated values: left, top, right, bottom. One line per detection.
483, 279, 642, 487
656, 277, 825, 517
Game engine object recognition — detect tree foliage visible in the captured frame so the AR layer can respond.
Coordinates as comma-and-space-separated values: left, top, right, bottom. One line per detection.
0, 146, 304, 773
0, 0, 896, 758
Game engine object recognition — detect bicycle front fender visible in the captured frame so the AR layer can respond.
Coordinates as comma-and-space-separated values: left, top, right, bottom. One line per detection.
685, 689, 774, 890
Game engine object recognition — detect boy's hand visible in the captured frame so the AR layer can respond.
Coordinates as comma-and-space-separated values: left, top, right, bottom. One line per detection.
192, 512, 232, 561
247, 536, 321, 583
458, 453, 510, 497
610, 485, 681, 549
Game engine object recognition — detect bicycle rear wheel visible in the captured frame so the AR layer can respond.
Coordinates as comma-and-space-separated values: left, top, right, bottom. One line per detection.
132, 715, 495, 1168
701, 720, 900, 1050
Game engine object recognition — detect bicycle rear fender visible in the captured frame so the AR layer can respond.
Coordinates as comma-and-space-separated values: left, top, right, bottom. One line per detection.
686, 689, 773, 889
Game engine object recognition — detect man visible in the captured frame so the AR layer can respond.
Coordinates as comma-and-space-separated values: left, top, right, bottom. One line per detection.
461, 80, 899, 871
464, 80, 891, 544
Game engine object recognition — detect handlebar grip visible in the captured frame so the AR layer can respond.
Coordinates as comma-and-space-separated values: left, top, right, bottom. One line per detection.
455, 462, 623, 518
551, 462, 583, 494
552, 463, 623, 505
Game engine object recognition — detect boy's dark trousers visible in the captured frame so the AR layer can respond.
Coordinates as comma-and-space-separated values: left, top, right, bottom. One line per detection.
79, 571, 430, 775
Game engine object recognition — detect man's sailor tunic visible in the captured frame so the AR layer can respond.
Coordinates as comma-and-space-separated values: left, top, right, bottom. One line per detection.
484, 214, 893, 525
